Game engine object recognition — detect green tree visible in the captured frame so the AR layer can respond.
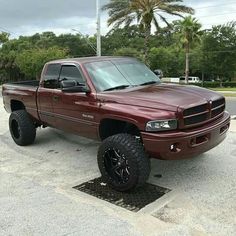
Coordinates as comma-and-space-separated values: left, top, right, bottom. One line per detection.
174, 16, 202, 83
102, 0, 193, 62
113, 47, 144, 61
15, 47, 68, 79
200, 22, 236, 82
149, 47, 184, 76
102, 26, 145, 55
0, 32, 9, 45
0, 32, 96, 81
0, 50, 19, 83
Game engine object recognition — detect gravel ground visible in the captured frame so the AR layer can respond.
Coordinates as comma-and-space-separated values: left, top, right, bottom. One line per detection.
0, 97, 236, 236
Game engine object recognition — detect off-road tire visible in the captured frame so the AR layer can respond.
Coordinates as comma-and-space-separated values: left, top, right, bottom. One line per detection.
9, 110, 36, 146
97, 134, 150, 192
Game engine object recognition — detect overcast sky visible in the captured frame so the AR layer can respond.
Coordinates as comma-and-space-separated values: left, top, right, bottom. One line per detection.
0, 0, 235, 38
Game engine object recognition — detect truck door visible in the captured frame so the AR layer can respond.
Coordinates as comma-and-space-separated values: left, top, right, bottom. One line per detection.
52, 63, 99, 139
37, 63, 60, 127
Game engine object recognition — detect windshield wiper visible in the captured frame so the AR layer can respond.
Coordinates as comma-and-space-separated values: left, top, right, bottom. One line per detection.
104, 85, 131, 92
139, 81, 158, 86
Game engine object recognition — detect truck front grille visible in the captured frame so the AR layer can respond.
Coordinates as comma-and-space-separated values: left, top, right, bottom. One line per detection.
184, 113, 208, 126
182, 98, 225, 127
183, 104, 207, 117
211, 99, 225, 118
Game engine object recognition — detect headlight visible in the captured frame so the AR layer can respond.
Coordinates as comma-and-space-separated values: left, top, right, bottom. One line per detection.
146, 119, 177, 132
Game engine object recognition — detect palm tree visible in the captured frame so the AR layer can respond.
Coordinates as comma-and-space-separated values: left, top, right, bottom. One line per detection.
174, 16, 202, 83
102, 0, 194, 62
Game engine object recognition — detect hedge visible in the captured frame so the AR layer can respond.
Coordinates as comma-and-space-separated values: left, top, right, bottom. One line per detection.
188, 81, 236, 88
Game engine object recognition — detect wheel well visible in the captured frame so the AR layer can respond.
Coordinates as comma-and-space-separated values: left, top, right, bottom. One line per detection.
99, 119, 140, 140
11, 100, 25, 112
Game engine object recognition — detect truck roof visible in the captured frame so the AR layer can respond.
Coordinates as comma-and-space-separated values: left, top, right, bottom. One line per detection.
49, 56, 135, 65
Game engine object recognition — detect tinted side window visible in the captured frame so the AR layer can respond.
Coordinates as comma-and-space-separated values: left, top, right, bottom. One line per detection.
43, 64, 61, 89
59, 65, 84, 85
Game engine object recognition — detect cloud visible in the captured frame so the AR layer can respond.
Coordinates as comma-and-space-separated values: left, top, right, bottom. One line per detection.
194, 1, 236, 28
0, 0, 109, 37
0, 0, 235, 38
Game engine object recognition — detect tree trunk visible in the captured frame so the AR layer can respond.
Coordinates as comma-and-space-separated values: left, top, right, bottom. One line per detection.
185, 44, 190, 84
144, 25, 151, 64
218, 75, 223, 88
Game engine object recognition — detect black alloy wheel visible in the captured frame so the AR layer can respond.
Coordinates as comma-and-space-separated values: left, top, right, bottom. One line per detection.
104, 148, 130, 185
98, 133, 150, 192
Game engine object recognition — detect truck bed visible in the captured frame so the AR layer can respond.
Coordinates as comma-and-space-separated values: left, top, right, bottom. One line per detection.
2, 80, 40, 120
5, 80, 39, 87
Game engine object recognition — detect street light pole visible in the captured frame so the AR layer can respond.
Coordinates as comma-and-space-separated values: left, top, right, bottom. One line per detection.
96, 0, 101, 57
71, 29, 97, 53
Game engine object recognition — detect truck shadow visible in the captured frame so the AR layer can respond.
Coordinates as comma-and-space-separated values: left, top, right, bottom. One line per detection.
35, 127, 100, 148
149, 151, 222, 189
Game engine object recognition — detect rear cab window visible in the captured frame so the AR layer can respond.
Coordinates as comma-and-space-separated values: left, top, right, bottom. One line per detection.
43, 64, 61, 89
42, 63, 85, 89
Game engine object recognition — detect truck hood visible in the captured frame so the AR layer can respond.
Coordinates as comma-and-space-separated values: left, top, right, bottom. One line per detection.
97, 83, 223, 112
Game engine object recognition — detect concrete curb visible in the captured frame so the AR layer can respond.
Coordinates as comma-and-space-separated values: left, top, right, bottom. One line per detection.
216, 91, 236, 94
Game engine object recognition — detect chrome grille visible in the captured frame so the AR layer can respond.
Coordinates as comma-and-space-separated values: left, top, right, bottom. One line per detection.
182, 98, 225, 127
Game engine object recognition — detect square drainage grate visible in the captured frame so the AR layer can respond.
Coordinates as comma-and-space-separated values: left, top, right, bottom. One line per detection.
73, 177, 170, 212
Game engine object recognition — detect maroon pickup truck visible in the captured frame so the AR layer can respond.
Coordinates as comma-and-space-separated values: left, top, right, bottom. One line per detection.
2, 56, 230, 191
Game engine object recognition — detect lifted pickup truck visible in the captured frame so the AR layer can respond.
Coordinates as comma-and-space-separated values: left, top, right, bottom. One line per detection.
2, 56, 230, 191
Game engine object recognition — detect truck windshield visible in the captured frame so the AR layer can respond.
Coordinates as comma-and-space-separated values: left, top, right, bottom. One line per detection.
84, 60, 160, 92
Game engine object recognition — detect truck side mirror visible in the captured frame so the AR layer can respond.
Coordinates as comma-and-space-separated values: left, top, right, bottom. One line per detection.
61, 80, 90, 93
60, 80, 77, 88
153, 69, 163, 78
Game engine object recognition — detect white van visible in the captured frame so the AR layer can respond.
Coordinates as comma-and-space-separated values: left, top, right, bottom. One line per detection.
179, 76, 201, 83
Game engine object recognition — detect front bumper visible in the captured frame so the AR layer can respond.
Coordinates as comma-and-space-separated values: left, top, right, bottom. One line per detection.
141, 112, 230, 160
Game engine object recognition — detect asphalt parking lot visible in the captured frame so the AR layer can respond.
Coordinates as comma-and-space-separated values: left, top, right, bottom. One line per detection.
0, 97, 236, 236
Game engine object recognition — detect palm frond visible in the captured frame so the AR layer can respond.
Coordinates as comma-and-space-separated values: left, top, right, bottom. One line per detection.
153, 16, 161, 30
158, 5, 194, 18
102, 0, 196, 61
164, 4, 194, 14
156, 14, 171, 28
